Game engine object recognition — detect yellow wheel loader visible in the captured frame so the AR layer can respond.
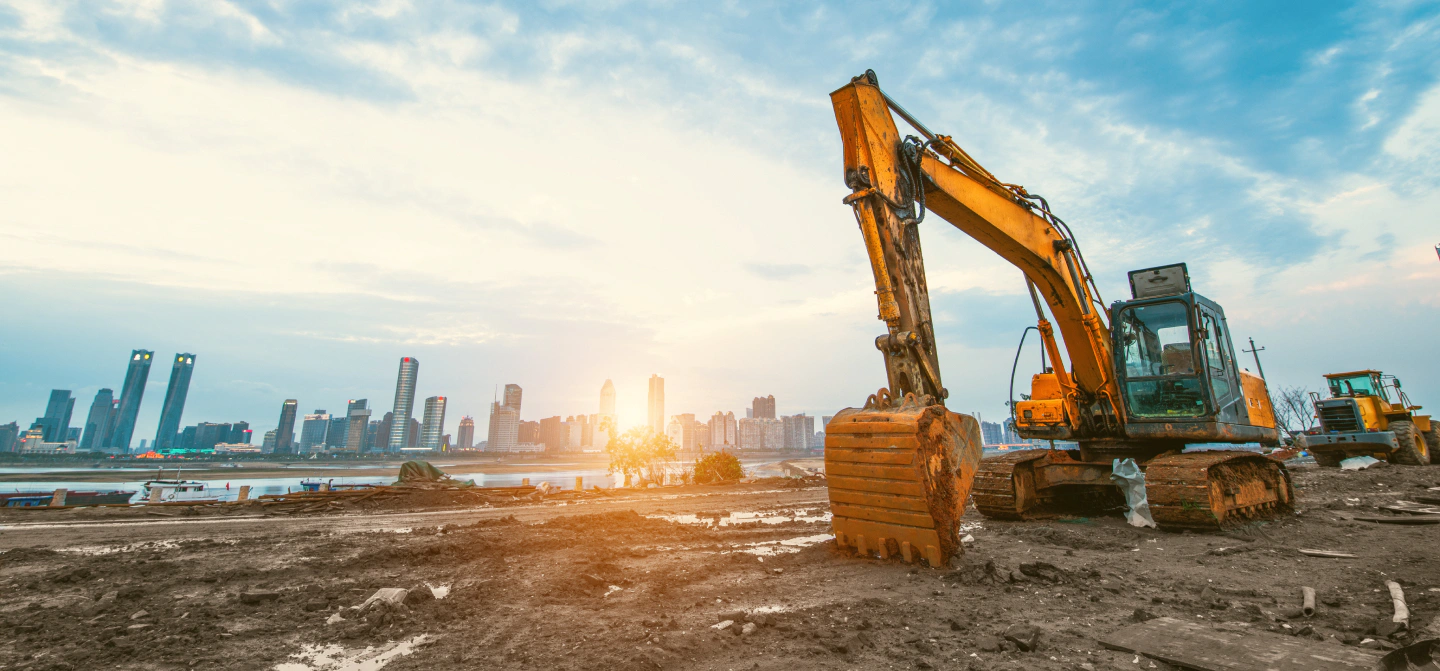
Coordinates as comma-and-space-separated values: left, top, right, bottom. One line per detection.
1297, 371, 1435, 466
823, 71, 1293, 567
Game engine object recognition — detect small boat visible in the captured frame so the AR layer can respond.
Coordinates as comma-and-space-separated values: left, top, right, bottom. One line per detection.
0, 490, 138, 507
142, 480, 218, 502
142, 466, 219, 503
300, 479, 375, 492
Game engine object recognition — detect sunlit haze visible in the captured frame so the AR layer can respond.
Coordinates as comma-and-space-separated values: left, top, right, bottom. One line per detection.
1, 1, 1437, 443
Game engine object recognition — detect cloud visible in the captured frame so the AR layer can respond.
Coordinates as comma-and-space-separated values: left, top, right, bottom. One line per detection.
745, 263, 812, 280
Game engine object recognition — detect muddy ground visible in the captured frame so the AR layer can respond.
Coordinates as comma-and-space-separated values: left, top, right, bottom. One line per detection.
2, 463, 1439, 670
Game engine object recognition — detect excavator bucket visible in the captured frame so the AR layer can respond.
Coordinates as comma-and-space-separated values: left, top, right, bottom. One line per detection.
824, 395, 984, 568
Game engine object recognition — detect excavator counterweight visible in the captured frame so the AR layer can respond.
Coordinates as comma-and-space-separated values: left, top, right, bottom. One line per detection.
824, 71, 1292, 561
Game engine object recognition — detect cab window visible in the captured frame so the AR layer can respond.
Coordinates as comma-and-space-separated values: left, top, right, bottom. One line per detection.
1328, 375, 1377, 398
1116, 302, 1206, 418
1202, 313, 1232, 400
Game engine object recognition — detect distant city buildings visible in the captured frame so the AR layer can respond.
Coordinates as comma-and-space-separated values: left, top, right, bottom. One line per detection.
110, 350, 153, 452
299, 410, 330, 453
486, 383, 522, 452
274, 399, 298, 453
600, 379, 616, 417
980, 420, 1023, 445
456, 416, 475, 449
647, 374, 665, 435
0, 422, 19, 453
781, 414, 815, 450
709, 411, 736, 448
751, 395, 776, 420
80, 389, 116, 452
737, 417, 784, 450
419, 396, 447, 450
388, 357, 420, 452
36, 390, 75, 443
153, 353, 196, 450
346, 399, 371, 453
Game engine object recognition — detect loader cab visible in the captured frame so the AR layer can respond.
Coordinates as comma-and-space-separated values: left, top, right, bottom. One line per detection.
1111, 263, 1248, 427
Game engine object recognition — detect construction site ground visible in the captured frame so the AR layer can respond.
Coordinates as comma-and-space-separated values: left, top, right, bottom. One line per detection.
2, 462, 1438, 671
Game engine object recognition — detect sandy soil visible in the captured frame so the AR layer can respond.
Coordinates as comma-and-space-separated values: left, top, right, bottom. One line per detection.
2, 463, 1438, 670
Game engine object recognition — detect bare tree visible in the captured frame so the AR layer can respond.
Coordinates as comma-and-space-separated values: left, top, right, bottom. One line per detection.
1272, 386, 1318, 438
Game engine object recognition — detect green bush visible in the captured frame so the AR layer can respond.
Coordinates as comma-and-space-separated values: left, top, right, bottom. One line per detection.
691, 451, 745, 484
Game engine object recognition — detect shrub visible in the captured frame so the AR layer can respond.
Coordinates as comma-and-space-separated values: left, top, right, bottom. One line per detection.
691, 451, 745, 484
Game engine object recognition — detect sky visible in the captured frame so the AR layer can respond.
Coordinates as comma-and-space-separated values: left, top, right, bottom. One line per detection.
1, 0, 1438, 445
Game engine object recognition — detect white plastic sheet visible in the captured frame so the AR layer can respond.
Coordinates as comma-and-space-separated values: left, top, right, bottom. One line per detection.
1340, 455, 1380, 470
1110, 458, 1156, 528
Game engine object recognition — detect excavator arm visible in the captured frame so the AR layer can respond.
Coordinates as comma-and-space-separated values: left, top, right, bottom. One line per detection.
832, 71, 1120, 433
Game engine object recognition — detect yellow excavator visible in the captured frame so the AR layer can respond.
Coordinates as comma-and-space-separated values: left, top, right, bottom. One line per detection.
823, 71, 1293, 567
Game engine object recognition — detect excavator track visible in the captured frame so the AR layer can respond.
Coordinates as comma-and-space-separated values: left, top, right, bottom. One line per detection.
972, 449, 1122, 520
1145, 451, 1293, 530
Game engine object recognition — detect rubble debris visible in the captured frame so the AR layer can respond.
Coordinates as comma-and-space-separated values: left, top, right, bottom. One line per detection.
1110, 458, 1156, 528
1341, 456, 1381, 470
1381, 501, 1440, 516
1003, 623, 1042, 651
1301, 587, 1316, 617
1298, 549, 1357, 558
1100, 616, 1381, 670
1388, 581, 1410, 631
239, 591, 281, 604
1380, 639, 1440, 671
1354, 515, 1440, 525
357, 588, 409, 612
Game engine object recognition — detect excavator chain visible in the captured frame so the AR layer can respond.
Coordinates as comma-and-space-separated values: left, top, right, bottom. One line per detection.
824, 395, 983, 568
1145, 450, 1293, 530
972, 449, 1123, 520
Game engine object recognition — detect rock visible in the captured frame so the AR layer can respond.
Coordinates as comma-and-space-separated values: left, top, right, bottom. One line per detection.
326, 613, 345, 625
750, 613, 770, 627
130, 610, 149, 620
239, 591, 281, 605
407, 585, 434, 603
976, 635, 1003, 652
1003, 624, 1042, 652
712, 620, 735, 631
127, 623, 150, 630
1374, 619, 1405, 638
1131, 608, 1157, 623
356, 588, 408, 612
1018, 562, 1067, 583
949, 619, 964, 631
741, 622, 758, 636
719, 610, 746, 623
303, 598, 329, 612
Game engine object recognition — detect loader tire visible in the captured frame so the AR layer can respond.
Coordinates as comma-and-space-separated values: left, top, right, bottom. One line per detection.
1388, 421, 1429, 466
1424, 425, 1440, 466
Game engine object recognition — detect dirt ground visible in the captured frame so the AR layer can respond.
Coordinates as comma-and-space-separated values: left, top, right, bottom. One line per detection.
2, 462, 1439, 670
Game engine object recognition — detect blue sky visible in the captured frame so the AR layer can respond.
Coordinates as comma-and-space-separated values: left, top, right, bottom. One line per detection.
1, 1, 1437, 444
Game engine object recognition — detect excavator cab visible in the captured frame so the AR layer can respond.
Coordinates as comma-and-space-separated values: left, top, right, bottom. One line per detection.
1110, 264, 1275, 444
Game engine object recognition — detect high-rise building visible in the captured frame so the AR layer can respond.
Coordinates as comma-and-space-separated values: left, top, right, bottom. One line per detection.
153, 353, 196, 450
647, 374, 665, 435
109, 350, 153, 452
666, 413, 701, 451
229, 422, 251, 444
752, 395, 776, 420
600, 379, 616, 417
503, 384, 523, 415
516, 419, 539, 445
373, 411, 393, 450
37, 390, 75, 443
0, 422, 19, 453
709, 411, 737, 448
420, 396, 447, 449
274, 399, 299, 452
345, 399, 371, 453
738, 417, 783, 450
456, 416, 475, 449
261, 429, 277, 452
80, 389, 114, 451
299, 410, 330, 452
407, 418, 421, 447
782, 414, 815, 450
327, 415, 350, 448
538, 415, 563, 451
388, 357, 420, 452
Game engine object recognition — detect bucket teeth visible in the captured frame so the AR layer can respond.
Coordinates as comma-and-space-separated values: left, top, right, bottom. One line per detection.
824, 403, 983, 568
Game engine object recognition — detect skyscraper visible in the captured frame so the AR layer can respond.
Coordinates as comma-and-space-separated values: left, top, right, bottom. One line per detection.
326, 414, 349, 448
647, 374, 665, 435
109, 350, 153, 452
456, 416, 475, 450
709, 411, 736, 448
37, 390, 75, 443
0, 422, 19, 453
80, 389, 114, 452
345, 399, 371, 453
275, 399, 299, 452
752, 395, 776, 419
503, 384, 523, 415
487, 402, 519, 451
299, 410, 330, 452
153, 353, 196, 450
600, 379, 616, 417
420, 396, 447, 449
388, 357, 420, 452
